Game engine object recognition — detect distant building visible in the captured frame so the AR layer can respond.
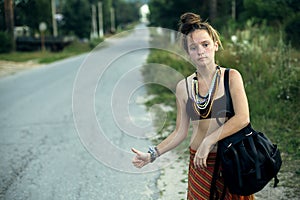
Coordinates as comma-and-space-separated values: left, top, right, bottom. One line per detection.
14, 26, 31, 38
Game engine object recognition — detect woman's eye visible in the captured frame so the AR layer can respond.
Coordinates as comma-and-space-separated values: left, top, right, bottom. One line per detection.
203, 43, 209, 47
189, 46, 197, 51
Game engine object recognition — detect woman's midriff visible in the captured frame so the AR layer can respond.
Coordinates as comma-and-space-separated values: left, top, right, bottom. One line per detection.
189, 117, 226, 151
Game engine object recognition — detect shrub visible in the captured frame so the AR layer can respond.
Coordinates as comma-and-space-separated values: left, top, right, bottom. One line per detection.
89, 37, 104, 49
0, 31, 13, 53
285, 14, 300, 49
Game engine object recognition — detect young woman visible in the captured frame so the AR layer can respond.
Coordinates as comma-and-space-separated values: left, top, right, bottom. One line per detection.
132, 12, 255, 200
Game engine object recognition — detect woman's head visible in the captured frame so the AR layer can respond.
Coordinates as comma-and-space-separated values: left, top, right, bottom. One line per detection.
178, 12, 223, 53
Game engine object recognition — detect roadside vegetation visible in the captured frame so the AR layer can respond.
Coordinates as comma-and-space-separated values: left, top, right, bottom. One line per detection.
0, 38, 103, 64
142, 21, 300, 198
0, 0, 141, 63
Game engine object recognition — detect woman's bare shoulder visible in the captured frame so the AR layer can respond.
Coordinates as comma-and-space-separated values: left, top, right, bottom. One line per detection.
176, 74, 194, 98
228, 68, 243, 80
176, 73, 195, 88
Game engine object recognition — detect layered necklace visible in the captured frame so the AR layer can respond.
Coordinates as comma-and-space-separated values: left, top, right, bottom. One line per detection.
191, 66, 221, 118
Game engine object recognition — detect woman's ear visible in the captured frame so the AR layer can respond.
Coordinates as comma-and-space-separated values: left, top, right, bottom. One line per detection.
215, 41, 219, 51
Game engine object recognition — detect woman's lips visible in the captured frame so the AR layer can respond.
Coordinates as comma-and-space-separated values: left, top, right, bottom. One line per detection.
198, 57, 206, 60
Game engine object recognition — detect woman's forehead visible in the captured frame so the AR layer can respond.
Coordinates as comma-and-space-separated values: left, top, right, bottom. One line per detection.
188, 29, 212, 43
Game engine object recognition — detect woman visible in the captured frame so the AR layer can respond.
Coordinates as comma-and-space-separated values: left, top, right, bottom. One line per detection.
132, 12, 254, 200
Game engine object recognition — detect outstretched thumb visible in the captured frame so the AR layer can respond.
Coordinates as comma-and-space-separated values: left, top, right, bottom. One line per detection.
131, 148, 140, 155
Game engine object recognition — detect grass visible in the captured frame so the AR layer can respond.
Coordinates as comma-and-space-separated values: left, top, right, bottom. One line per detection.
0, 22, 139, 64
0, 38, 103, 64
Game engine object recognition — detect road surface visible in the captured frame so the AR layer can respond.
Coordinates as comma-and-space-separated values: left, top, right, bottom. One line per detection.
0, 24, 161, 200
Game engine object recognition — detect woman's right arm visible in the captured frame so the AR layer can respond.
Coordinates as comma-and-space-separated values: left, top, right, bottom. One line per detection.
156, 79, 190, 155
132, 79, 190, 168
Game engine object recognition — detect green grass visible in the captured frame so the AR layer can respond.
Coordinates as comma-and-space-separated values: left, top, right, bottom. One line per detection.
0, 38, 102, 64
0, 22, 138, 64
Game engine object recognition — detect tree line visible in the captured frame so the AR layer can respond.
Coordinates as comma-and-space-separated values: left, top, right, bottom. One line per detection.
0, 0, 143, 52
148, 0, 300, 49
1, 0, 300, 52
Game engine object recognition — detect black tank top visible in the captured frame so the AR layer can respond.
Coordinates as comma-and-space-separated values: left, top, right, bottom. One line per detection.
185, 68, 234, 122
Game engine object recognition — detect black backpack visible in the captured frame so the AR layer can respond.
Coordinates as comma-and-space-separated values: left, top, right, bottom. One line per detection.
217, 123, 282, 196
210, 69, 282, 199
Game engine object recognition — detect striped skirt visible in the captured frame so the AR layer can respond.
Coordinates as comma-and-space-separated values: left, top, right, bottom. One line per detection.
187, 148, 255, 200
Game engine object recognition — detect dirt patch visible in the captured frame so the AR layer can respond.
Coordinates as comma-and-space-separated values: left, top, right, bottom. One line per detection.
0, 60, 43, 77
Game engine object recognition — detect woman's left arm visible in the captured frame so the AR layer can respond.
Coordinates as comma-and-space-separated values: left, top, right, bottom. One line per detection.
214, 69, 250, 140
195, 69, 250, 168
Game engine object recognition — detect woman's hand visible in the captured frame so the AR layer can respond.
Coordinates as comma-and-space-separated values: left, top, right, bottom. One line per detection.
131, 148, 151, 168
194, 135, 216, 169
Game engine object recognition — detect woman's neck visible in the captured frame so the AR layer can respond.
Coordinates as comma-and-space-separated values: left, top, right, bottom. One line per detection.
196, 64, 217, 80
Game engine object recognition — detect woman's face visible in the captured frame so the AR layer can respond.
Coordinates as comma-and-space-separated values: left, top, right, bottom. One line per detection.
187, 29, 218, 68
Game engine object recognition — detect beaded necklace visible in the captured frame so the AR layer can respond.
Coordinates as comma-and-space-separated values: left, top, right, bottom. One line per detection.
191, 66, 221, 118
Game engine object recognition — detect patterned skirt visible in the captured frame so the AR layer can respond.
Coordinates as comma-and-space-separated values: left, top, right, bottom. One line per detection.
187, 148, 255, 200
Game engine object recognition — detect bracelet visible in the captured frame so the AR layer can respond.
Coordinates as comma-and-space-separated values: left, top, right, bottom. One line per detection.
148, 146, 159, 163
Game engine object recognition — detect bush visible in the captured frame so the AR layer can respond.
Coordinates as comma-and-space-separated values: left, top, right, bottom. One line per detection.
0, 32, 13, 53
285, 14, 300, 49
89, 37, 104, 49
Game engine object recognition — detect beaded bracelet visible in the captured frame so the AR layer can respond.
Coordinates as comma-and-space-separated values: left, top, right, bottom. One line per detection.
148, 146, 159, 163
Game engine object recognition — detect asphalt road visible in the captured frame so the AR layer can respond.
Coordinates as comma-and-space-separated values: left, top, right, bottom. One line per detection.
0, 24, 161, 200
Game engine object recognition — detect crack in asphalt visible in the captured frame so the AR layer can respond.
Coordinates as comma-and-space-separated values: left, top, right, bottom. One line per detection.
0, 133, 50, 198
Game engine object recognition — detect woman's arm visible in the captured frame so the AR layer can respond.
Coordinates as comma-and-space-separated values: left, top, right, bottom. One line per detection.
194, 69, 250, 169
156, 79, 191, 155
132, 79, 190, 168
214, 69, 250, 140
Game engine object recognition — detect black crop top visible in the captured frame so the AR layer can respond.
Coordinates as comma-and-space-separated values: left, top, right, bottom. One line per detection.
185, 68, 234, 122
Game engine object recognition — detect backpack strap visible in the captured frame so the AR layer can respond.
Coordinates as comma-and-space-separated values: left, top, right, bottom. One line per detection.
209, 153, 220, 200
224, 68, 234, 116
224, 68, 230, 97
184, 77, 190, 98
210, 150, 227, 200
210, 69, 232, 200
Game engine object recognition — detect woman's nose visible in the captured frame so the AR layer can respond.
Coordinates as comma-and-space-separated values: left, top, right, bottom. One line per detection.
197, 45, 205, 55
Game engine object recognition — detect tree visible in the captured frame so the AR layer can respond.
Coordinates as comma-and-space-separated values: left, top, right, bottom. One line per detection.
4, 0, 15, 50
87, 0, 112, 33
4, 0, 13, 32
241, 0, 294, 25
113, 0, 140, 29
14, 0, 52, 34
209, 0, 217, 22
148, 0, 201, 30
61, 0, 91, 38
101, 0, 112, 33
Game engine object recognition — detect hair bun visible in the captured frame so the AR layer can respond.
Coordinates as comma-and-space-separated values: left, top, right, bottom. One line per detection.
179, 12, 202, 35
180, 12, 202, 25
178, 12, 223, 52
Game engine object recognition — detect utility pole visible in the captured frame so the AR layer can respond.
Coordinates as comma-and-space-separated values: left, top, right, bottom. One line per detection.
209, 0, 217, 23
231, 0, 236, 20
51, 0, 58, 37
91, 4, 98, 39
4, 0, 15, 50
110, 7, 115, 33
98, 1, 104, 38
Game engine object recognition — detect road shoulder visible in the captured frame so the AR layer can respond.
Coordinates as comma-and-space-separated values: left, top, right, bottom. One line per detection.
0, 60, 42, 77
